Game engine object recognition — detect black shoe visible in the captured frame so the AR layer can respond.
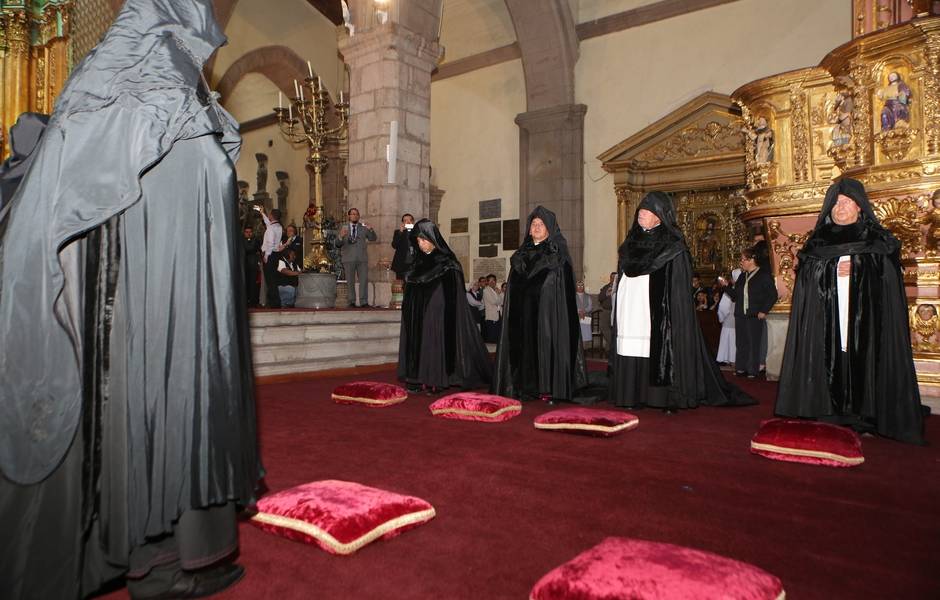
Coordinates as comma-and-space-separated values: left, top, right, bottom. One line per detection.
132, 563, 245, 600
406, 383, 422, 394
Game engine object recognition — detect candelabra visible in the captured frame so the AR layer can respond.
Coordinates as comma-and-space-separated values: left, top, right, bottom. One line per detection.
274, 70, 349, 272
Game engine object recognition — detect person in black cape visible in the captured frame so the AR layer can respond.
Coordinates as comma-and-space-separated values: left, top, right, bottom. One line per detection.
492, 205, 587, 402
0, 112, 49, 210
776, 178, 925, 444
610, 192, 755, 411
0, 2, 262, 598
398, 219, 492, 392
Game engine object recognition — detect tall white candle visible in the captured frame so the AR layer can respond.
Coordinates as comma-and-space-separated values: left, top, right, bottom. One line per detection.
307, 60, 314, 79
300, 86, 305, 102
278, 91, 283, 109
294, 79, 300, 97
317, 76, 323, 89
289, 104, 293, 121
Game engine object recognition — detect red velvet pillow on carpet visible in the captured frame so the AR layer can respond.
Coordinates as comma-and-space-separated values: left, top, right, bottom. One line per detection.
534, 407, 639, 437
250, 480, 436, 555
332, 381, 408, 407
750, 418, 864, 467
429, 392, 522, 422
530, 537, 785, 600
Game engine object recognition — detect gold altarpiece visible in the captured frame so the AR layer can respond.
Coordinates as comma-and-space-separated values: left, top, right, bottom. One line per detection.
0, 0, 70, 160
732, 16, 940, 396
598, 92, 752, 283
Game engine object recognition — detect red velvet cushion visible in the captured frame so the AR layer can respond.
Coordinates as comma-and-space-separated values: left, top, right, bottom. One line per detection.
750, 418, 864, 467
530, 537, 785, 600
332, 381, 408, 407
429, 392, 522, 422
534, 407, 639, 437
250, 480, 435, 555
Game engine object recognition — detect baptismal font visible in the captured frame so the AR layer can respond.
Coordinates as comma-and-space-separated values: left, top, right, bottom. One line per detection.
273, 64, 349, 272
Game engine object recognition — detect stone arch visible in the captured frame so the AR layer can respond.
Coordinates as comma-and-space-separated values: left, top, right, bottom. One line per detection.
503, 0, 578, 111
216, 45, 308, 100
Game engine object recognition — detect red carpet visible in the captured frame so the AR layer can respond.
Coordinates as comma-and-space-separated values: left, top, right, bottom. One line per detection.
100, 370, 939, 599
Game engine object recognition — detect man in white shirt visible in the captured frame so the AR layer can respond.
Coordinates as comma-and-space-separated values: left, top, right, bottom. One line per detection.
258, 206, 283, 308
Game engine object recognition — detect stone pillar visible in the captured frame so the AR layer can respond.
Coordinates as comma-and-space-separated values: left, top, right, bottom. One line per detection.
429, 185, 445, 225
515, 103, 588, 277
338, 23, 441, 280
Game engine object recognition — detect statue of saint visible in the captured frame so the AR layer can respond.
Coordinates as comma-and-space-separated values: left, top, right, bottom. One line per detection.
275, 171, 290, 214
696, 216, 720, 267
877, 71, 912, 132
827, 91, 854, 147
742, 116, 775, 164
255, 153, 268, 193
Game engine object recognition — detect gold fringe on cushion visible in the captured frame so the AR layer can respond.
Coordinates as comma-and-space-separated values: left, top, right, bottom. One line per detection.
251, 507, 436, 555
430, 406, 522, 419
332, 394, 407, 406
533, 419, 639, 434
750, 441, 864, 466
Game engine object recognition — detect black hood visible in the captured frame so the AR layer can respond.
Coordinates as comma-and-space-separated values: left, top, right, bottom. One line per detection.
618, 191, 687, 277
800, 178, 899, 259
510, 205, 573, 276
407, 219, 462, 283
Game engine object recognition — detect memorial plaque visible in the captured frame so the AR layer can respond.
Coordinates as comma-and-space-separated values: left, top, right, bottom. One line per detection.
479, 244, 498, 258
451, 217, 469, 234
449, 235, 471, 280
479, 221, 501, 245
502, 219, 520, 250
473, 258, 507, 282
479, 198, 501, 220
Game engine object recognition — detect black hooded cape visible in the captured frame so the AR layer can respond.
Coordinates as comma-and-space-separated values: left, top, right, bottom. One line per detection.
612, 192, 755, 408
491, 205, 587, 401
0, 112, 49, 211
0, 1, 263, 597
397, 219, 492, 389
776, 178, 924, 444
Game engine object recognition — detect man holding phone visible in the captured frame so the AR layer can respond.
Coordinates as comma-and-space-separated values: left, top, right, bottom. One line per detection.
336, 207, 377, 307
391, 213, 416, 281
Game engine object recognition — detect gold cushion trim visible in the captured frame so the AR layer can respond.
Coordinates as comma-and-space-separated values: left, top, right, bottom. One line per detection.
332, 393, 407, 405
430, 405, 521, 418
251, 507, 436, 555
534, 419, 639, 433
750, 441, 864, 465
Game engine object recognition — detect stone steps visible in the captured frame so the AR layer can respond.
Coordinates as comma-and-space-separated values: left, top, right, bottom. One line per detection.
250, 309, 402, 378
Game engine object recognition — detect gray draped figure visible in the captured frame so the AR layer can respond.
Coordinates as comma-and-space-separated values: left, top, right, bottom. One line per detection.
0, 1, 263, 599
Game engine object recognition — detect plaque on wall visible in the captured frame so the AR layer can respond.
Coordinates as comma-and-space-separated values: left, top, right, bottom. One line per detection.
479, 221, 501, 245
451, 217, 469, 234
479, 198, 501, 220
473, 257, 507, 282
449, 235, 471, 280
479, 244, 498, 258
502, 219, 520, 250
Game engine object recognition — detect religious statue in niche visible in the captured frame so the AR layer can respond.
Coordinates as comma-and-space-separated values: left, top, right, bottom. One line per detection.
275, 171, 289, 214
911, 303, 940, 353
742, 116, 775, 164
827, 91, 854, 147
695, 214, 721, 267
255, 152, 268, 194
877, 71, 912, 131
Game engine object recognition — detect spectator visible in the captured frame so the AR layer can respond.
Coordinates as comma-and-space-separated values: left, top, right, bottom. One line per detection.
727, 248, 777, 378
597, 271, 616, 351
391, 213, 416, 281
243, 225, 261, 308
259, 206, 283, 308
716, 270, 738, 366
277, 248, 303, 308
576, 281, 593, 342
335, 207, 376, 307
466, 280, 485, 329
482, 274, 502, 343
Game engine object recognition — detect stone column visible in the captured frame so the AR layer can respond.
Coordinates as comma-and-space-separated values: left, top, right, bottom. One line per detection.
515, 103, 588, 277
338, 24, 441, 280
429, 185, 445, 225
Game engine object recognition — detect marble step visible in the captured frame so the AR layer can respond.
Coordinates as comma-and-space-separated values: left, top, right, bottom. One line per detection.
252, 335, 399, 365
250, 321, 401, 346
253, 353, 399, 378
249, 309, 401, 328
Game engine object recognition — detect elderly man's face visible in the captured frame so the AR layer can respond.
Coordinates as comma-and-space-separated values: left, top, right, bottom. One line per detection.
831, 194, 861, 226
637, 209, 661, 230
529, 217, 548, 243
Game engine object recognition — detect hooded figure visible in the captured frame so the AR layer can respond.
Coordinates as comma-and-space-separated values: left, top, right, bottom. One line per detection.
398, 219, 492, 391
0, 112, 50, 210
610, 192, 755, 410
0, 1, 262, 598
492, 205, 587, 402
776, 178, 924, 444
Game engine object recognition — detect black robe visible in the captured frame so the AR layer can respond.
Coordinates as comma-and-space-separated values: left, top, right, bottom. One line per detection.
611, 192, 755, 409
776, 178, 924, 444
398, 219, 491, 389
0, 2, 262, 597
492, 206, 587, 401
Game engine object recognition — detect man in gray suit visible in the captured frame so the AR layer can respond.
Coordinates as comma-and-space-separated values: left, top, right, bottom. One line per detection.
336, 207, 377, 307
